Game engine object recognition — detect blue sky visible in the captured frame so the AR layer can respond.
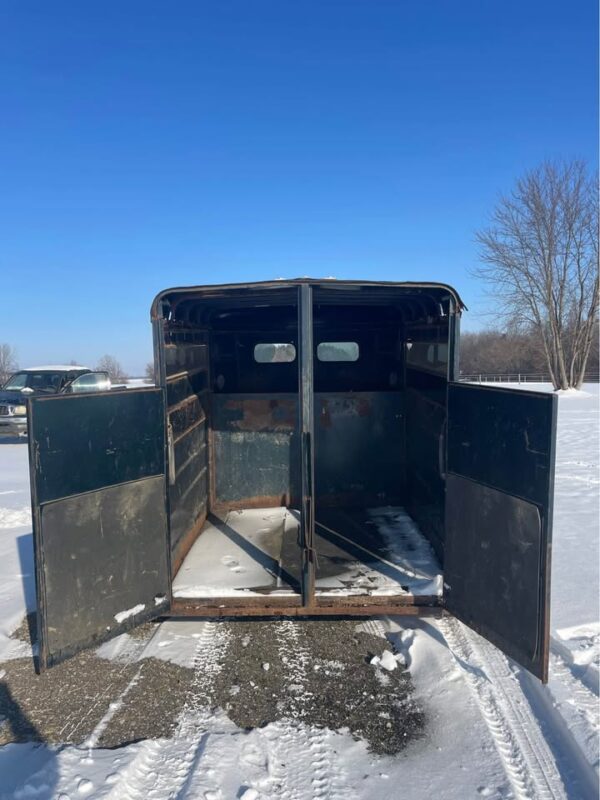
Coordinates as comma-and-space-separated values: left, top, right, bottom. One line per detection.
1, 1, 597, 374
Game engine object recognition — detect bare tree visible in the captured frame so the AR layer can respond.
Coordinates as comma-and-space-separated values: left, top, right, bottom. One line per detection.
96, 355, 128, 383
474, 160, 599, 389
0, 344, 18, 386
144, 361, 155, 383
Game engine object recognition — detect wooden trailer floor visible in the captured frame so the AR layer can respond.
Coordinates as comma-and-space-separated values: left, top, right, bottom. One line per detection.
172, 506, 442, 600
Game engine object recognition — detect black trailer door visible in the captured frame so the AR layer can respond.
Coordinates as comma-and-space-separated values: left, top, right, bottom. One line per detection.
444, 383, 557, 681
28, 388, 170, 670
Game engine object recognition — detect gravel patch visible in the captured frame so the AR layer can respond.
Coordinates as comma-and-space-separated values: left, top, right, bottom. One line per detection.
212, 618, 425, 754
1, 616, 424, 754
0, 621, 192, 747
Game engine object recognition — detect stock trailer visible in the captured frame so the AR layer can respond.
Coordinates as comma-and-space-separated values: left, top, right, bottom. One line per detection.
27, 279, 557, 680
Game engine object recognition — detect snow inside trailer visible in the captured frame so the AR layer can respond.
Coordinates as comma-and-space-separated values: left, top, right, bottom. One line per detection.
28, 279, 557, 681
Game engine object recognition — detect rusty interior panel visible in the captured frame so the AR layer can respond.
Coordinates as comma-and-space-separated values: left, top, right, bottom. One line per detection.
211, 393, 300, 509
165, 331, 210, 571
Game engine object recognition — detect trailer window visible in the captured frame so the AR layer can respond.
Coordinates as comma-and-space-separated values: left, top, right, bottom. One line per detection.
317, 342, 359, 362
407, 340, 448, 375
254, 343, 296, 363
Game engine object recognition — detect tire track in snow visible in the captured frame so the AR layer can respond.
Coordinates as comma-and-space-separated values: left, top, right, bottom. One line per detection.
550, 639, 600, 739
107, 620, 231, 800
262, 619, 353, 800
551, 634, 599, 698
59, 657, 141, 742
522, 645, 599, 799
266, 721, 347, 800
104, 739, 165, 800
83, 664, 145, 748
275, 620, 312, 721
440, 617, 567, 800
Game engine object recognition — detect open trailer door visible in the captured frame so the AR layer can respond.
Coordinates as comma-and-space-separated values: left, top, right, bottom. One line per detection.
28, 388, 171, 670
444, 382, 557, 681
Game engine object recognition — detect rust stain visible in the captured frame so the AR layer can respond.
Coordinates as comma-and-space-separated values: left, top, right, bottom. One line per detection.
171, 510, 207, 577
214, 494, 292, 512
167, 600, 441, 618
318, 395, 373, 427
226, 398, 297, 432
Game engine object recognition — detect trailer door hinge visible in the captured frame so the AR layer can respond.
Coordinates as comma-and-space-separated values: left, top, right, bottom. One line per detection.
167, 422, 176, 485
33, 442, 41, 474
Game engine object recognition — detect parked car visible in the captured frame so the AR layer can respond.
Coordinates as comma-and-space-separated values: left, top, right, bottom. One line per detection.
0, 365, 111, 437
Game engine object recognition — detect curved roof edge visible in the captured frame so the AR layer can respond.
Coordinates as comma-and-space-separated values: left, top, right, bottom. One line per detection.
151, 278, 466, 320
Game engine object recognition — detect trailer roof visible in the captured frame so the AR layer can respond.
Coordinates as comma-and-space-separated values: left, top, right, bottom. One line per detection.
151, 278, 465, 319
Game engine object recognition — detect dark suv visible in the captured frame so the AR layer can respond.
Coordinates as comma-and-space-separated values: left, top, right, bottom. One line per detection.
0, 365, 111, 437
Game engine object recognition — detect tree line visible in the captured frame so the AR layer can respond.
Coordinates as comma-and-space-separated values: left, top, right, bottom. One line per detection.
459, 326, 599, 378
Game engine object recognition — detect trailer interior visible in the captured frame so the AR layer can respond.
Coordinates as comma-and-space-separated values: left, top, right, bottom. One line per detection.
160, 282, 456, 614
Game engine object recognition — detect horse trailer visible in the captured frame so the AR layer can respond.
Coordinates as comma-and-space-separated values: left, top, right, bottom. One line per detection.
27, 279, 557, 680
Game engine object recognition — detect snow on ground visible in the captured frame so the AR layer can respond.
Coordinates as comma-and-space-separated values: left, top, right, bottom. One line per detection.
534, 383, 599, 784
549, 385, 599, 669
1, 619, 512, 800
0, 384, 598, 799
0, 440, 34, 663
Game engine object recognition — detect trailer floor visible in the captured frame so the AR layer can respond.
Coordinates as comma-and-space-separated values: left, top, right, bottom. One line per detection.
172, 506, 442, 599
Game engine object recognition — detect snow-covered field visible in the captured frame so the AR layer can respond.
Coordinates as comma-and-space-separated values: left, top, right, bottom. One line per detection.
0, 384, 598, 799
